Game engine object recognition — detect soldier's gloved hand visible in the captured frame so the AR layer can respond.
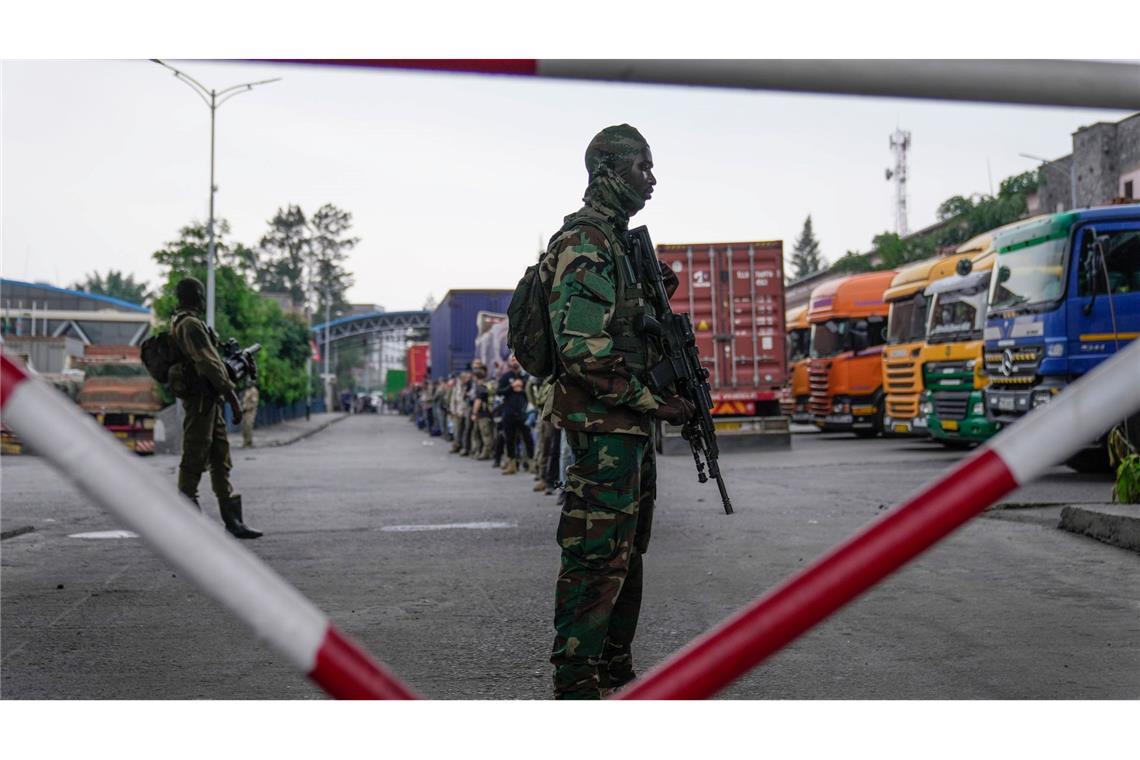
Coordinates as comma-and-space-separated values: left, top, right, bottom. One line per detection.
652, 395, 696, 426
226, 389, 244, 425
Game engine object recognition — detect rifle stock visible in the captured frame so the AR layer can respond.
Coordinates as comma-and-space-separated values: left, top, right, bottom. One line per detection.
629, 226, 734, 515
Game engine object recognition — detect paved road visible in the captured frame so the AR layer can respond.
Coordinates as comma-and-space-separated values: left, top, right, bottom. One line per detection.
2, 414, 1137, 699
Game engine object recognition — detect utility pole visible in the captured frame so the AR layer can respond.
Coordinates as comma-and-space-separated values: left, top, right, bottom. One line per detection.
151, 60, 281, 328
885, 128, 911, 237
324, 288, 333, 412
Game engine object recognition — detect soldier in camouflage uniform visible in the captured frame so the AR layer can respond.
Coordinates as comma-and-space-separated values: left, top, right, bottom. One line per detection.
469, 361, 495, 459
168, 277, 262, 539
542, 125, 694, 699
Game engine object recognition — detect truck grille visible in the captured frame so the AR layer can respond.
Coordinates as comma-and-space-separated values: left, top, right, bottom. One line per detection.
884, 359, 920, 395
809, 359, 832, 421
927, 360, 970, 376
887, 396, 919, 418
984, 345, 1041, 387
933, 390, 971, 421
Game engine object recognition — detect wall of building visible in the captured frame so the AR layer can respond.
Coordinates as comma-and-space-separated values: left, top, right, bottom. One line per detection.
1031, 112, 1140, 213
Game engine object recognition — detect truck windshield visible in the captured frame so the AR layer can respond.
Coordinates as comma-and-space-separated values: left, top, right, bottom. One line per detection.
927, 286, 986, 343
990, 237, 1066, 311
886, 293, 928, 344
810, 319, 848, 358
787, 327, 811, 362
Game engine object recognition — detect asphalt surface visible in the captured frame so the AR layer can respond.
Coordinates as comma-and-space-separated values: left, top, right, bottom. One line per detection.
2, 414, 1138, 699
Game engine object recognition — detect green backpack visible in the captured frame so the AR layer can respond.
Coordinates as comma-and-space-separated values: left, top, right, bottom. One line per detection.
139, 313, 190, 386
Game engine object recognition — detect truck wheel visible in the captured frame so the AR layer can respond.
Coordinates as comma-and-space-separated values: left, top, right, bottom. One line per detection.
854, 398, 885, 439
940, 439, 973, 450
1064, 444, 1112, 474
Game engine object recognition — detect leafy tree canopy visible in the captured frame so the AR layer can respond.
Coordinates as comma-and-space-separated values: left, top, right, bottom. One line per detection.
71, 269, 150, 305
152, 224, 313, 406
835, 169, 1040, 274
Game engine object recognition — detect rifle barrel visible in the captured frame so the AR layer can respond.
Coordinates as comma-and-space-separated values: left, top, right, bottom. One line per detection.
715, 474, 733, 515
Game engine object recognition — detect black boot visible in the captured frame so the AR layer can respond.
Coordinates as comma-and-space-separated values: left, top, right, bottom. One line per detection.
220, 495, 262, 539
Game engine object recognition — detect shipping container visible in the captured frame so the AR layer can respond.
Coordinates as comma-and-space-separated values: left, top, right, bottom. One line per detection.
384, 369, 408, 397
657, 241, 788, 412
656, 240, 791, 451
406, 343, 430, 386
430, 289, 514, 379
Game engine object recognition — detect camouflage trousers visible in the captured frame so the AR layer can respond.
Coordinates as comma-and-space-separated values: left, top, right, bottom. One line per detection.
551, 430, 655, 699
241, 415, 255, 447
471, 417, 495, 459
177, 396, 235, 504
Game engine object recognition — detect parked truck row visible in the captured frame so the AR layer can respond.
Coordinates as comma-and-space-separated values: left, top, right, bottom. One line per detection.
782, 203, 1139, 472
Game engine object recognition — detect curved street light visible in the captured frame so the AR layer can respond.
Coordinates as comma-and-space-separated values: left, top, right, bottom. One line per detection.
151, 59, 281, 328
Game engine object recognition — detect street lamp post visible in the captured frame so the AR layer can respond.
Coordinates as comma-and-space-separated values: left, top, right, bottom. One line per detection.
152, 60, 281, 328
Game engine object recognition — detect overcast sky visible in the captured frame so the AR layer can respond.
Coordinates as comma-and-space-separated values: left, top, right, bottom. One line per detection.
1, 59, 1132, 311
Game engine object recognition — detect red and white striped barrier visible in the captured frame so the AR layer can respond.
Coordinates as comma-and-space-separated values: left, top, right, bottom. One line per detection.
291, 59, 1140, 111
615, 339, 1140, 699
4, 337, 1138, 700
0, 354, 418, 700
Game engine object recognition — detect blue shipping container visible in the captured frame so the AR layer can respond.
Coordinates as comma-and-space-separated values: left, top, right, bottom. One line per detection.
430, 289, 513, 379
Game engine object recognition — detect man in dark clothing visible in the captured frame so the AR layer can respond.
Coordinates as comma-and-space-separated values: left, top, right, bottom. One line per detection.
496, 355, 532, 474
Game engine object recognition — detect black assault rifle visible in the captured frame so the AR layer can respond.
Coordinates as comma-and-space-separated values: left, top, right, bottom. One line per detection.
627, 225, 733, 515
221, 339, 261, 387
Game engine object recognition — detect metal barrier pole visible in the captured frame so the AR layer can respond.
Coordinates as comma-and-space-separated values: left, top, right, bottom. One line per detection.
615, 339, 1140, 699
290, 59, 1140, 111
0, 354, 418, 700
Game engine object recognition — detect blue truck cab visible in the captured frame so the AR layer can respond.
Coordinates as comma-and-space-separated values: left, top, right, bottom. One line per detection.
983, 206, 1140, 471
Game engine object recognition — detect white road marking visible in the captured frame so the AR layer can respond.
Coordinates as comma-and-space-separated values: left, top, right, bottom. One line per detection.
68, 530, 139, 539
381, 522, 517, 533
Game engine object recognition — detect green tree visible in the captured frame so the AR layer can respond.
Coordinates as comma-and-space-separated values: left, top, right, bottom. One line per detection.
846, 169, 1041, 274
830, 250, 873, 275
789, 215, 826, 280
151, 223, 312, 406
256, 203, 357, 319
309, 203, 358, 320
71, 269, 150, 305
256, 205, 310, 310
152, 220, 259, 279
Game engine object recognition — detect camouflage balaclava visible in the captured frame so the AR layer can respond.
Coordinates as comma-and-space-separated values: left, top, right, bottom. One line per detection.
582, 124, 650, 226
175, 277, 207, 314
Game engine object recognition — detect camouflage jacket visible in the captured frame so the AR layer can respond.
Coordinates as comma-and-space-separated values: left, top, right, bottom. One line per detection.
542, 206, 676, 437
171, 310, 235, 398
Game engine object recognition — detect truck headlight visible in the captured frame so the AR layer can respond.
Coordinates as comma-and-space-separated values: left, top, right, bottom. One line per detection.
921, 401, 933, 415
965, 359, 976, 369
1046, 343, 1065, 358
1031, 390, 1053, 408
972, 402, 984, 416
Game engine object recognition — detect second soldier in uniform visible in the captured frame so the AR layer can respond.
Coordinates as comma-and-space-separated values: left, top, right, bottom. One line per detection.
168, 277, 263, 539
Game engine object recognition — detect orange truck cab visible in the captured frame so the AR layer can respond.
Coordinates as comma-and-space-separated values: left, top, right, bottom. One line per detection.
807, 270, 896, 436
781, 305, 812, 423
881, 253, 973, 436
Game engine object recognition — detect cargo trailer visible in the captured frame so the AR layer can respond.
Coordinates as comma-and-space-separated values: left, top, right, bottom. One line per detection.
655, 240, 791, 453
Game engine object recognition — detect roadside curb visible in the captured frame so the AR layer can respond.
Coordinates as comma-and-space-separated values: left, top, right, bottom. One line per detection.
1, 525, 36, 541
241, 414, 350, 450
1058, 504, 1140, 553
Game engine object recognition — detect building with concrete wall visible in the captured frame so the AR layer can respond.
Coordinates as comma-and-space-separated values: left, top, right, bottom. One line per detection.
1032, 112, 1140, 213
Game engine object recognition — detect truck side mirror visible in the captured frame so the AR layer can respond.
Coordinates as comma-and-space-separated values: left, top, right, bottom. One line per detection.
1082, 227, 1104, 315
